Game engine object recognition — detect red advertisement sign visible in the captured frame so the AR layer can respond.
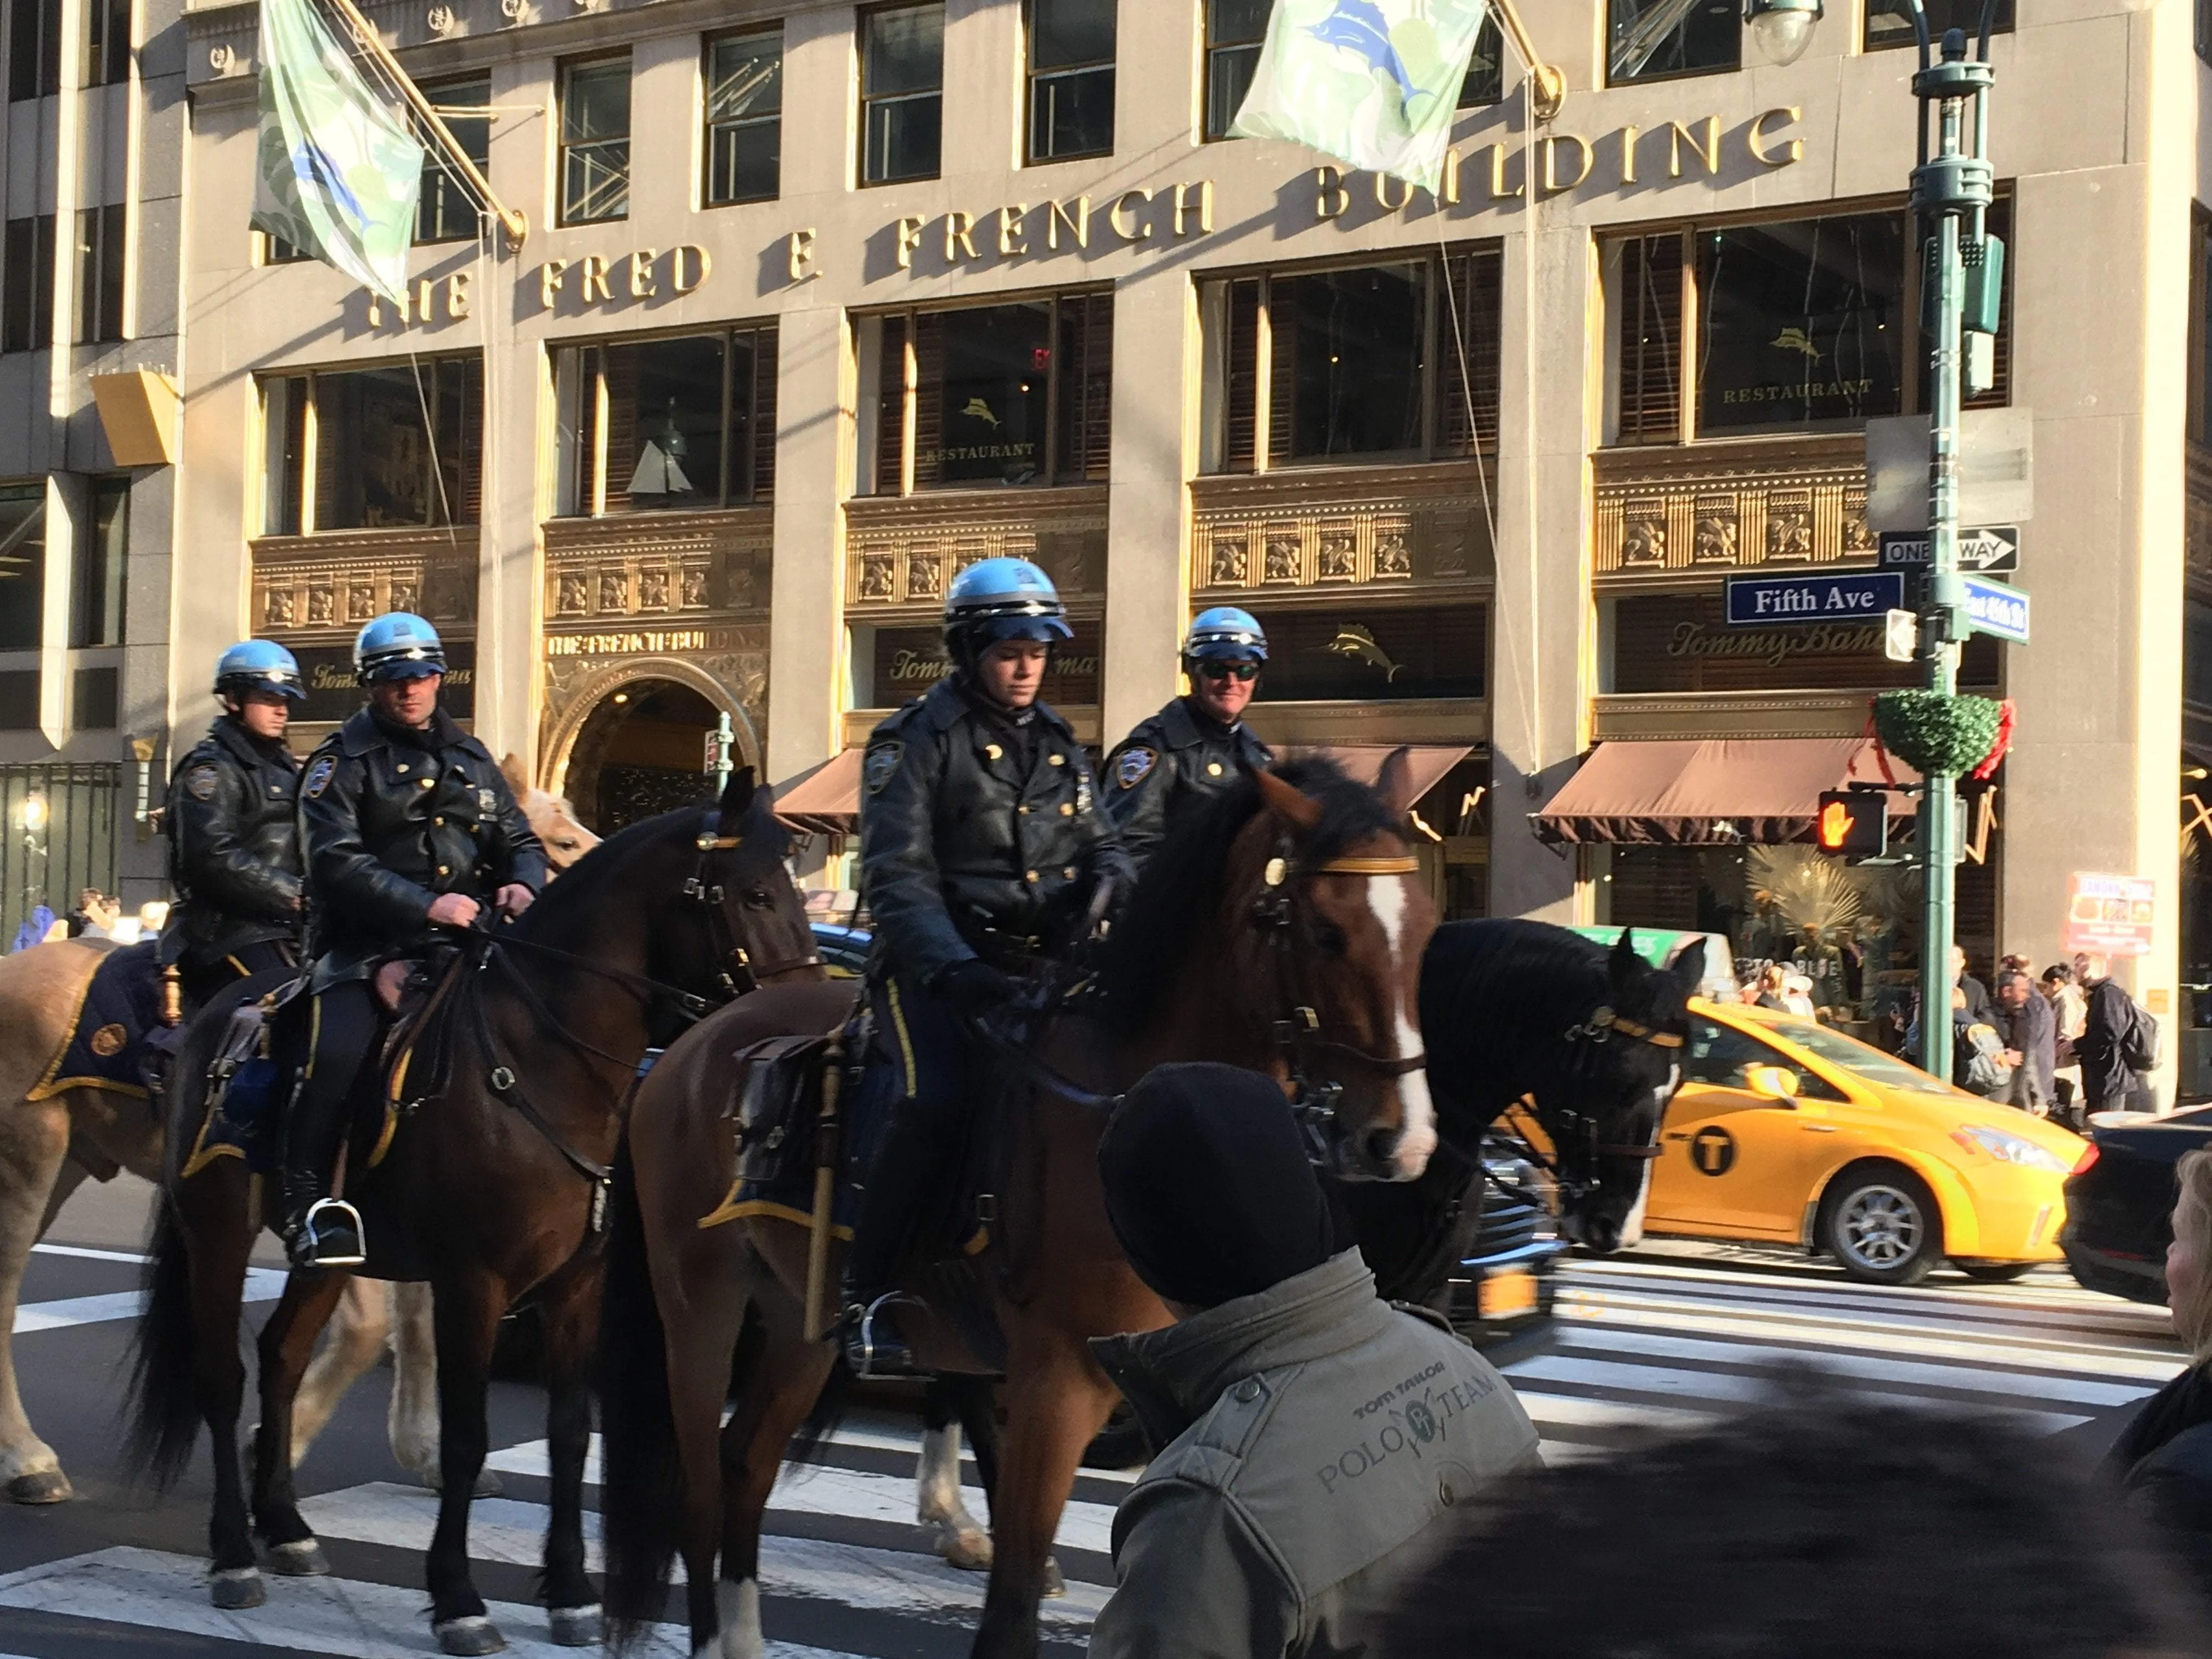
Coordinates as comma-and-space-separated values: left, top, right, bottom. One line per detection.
2064, 872, 2156, 958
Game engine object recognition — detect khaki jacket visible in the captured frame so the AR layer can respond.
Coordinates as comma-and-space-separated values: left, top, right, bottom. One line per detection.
1088, 1250, 1541, 1659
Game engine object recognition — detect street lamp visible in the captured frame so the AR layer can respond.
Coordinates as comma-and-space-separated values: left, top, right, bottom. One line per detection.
1743, 0, 1825, 65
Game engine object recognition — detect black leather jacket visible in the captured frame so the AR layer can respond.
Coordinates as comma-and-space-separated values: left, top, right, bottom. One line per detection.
162, 715, 303, 964
859, 678, 1130, 985
1103, 696, 1272, 868
298, 706, 547, 990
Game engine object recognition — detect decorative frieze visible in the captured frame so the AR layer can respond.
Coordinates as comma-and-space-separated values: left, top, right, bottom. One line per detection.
1594, 436, 1874, 578
541, 509, 771, 624
1190, 463, 1492, 599
250, 529, 479, 640
844, 488, 1107, 614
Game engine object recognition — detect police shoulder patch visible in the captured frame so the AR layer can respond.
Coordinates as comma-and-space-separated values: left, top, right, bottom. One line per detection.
1115, 747, 1158, 790
303, 755, 337, 799
183, 764, 220, 802
864, 742, 902, 796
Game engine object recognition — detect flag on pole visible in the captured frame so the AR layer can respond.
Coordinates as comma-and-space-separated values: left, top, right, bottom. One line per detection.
251, 0, 423, 303
1230, 0, 1492, 195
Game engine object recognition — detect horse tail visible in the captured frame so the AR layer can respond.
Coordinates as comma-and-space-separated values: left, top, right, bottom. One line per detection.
123, 1190, 201, 1491
598, 1132, 681, 1649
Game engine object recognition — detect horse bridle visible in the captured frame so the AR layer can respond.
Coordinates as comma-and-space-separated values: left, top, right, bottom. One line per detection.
685, 806, 825, 997
1250, 843, 1430, 1166
1506, 1005, 1684, 1202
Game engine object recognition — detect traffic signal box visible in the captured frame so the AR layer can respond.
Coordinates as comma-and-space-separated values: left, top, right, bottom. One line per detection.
1815, 791, 1888, 861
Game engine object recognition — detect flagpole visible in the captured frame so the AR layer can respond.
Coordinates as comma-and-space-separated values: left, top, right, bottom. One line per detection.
315, 0, 528, 249
1486, 0, 1565, 122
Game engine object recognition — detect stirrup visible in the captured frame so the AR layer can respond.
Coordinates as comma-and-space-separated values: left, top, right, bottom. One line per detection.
292, 1197, 366, 1268
842, 1293, 917, 1379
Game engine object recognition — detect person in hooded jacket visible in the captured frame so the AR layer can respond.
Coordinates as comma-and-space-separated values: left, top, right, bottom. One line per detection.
1087, 1062, 1541, 1659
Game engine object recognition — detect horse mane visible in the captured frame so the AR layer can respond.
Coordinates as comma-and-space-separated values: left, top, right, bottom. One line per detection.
514, 785, 789, 939
1096, 753, 1400, 1039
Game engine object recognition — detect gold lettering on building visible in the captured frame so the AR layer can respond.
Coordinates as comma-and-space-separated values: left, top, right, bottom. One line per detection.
1373, 172, 1413, 211
1487, 144, 1523, 201
535, 247, 709, 309
670, 245, 710, 294
579, 255, 613, 303
445, 270, 470, 320
787, 227, 818, 281
1667, 618, 1885, 667
1111, 188, 1155, 241
1048, 196, 1092, 250
1748, 105, 1804, 167
1668, 117, 1722, 179
546, 630, 716, 656
944, 210, 979, 262
1542, 132, 1593, 194
895, 216, 927, 270
1620, 125, 1639, 186
628, 249, 657, 300
997, 205, 1028, 257
1316, 166, 1350, 219
540, 258, 568, 310
1173, 180, 1214, 235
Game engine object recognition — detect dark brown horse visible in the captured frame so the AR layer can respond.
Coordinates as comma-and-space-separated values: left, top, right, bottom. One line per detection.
600, 753, 1434, 1659
126, 766, 825, 1656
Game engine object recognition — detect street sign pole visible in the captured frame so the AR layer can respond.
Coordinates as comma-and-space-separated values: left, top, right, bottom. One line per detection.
1908, 9, 2000, 1078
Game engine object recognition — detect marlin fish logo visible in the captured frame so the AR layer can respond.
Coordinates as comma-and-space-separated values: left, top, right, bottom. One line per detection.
1308, 0, 1417, 104
1325, 623, 1406, 682
1770, 327, 1822, 362
291, 139, 369, 223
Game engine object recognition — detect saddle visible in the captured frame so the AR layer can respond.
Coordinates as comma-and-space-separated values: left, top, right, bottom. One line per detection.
179, 981, 306, 1178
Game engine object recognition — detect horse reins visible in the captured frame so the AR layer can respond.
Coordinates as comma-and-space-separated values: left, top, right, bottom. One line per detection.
1497, 1003, 1686, 1202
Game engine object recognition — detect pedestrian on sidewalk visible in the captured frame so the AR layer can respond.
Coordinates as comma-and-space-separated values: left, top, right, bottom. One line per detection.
2076, 952, 2148, 1117
1087, 1062, 1540, 1659
2043, 963, 2087, 1119
1996, 967, 2056, 1116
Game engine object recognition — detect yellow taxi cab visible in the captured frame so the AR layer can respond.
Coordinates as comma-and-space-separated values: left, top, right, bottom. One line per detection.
1637, 998, 2093, 1285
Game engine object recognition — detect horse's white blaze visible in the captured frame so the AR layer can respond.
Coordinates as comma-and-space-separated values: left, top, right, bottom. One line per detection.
717, 1575, 763, 1659
1365, 875, 1436, 1177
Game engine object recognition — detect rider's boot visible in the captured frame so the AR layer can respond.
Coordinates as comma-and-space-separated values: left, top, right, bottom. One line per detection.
839, 1111, 944, 1378
279, 1064, 365, 1270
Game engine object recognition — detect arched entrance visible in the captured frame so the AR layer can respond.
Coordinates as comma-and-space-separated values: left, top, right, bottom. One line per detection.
561, 678, 723, 835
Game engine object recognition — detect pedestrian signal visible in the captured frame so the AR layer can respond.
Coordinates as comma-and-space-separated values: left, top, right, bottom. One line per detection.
1814, 792, 1887, 860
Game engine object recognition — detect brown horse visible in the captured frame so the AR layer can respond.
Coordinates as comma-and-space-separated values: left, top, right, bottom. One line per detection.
126, 766, 823, 1656
600, 753, 1434, 1659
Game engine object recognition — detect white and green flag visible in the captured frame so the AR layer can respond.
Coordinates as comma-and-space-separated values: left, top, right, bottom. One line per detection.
251, 0, 423, 303
1231, 0, 1492, 195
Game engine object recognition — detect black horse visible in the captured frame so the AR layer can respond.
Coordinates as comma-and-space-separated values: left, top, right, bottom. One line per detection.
1340, 920, 1706, 1306
126, 766, 825, 1656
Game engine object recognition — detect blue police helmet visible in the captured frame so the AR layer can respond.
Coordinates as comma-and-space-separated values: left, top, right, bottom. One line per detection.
354, 612, 447, 684
1184, 606, 1268, 664
943, 557, 1074, 652
213, 639, 307, 702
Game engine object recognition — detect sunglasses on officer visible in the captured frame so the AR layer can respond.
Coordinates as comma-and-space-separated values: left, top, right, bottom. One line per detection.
1197, 660, 1260, 682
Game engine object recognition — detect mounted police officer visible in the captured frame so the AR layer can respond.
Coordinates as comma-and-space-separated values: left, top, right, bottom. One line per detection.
1103, 607, 1272, 866
843, 557, 1131, 1375
284, 613, 546, 1269
161, 641, 307, 1008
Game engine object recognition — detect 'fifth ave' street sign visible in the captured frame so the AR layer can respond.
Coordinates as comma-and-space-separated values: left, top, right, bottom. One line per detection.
1724, 571, 1905, 628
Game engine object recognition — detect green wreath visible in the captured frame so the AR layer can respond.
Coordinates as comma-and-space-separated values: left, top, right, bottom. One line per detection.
1872, 690, 2004, 777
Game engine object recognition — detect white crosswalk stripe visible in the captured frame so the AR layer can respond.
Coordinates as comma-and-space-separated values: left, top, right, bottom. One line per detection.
0, 1254, 2181, 1657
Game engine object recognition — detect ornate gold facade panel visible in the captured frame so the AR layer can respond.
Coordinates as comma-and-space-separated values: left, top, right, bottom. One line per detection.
1190, 463, 1492, 599
540, 624, 773, 778
541, 510, 771, 624
1593, 437, 1876, 579
251, 529, 479, 639
843, 488, 1108, 612
1592, 691, 1875, 742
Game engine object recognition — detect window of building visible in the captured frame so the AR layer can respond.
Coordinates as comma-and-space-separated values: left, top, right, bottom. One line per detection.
8, 0, 60, 99
1245, 604, 1487, 701
1026, 0, 1114, 165
862, 294, 1110, 493
257, 357, 482, 535
2191, 213, 2212, 450
70, 665, 115, 728
259, 230, 310, 265
1, 216, 53, 353
705, 29, 782, 205
1203, 0, 1267, 140
0, 483, 44, 650
71, 476, 124, 647
75, 204, 125, 344
558, 57, 631, 225
1607, 0, 1738, 84
2202, 0, 2212, 64
82, 0, 127, 84
1865, 0, 2013, 50
1457, 15, 1505, 106
552, 325, 778, 516
1198, 246, 1501, 472
860, 4, 941, 185
417, 77, 490, 244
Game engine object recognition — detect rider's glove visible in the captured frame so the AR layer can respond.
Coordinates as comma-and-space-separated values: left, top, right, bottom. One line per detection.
935, 957, 1020, 1018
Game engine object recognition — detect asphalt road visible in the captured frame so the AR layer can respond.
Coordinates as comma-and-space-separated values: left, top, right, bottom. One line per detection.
0, 1177, 2178, 1658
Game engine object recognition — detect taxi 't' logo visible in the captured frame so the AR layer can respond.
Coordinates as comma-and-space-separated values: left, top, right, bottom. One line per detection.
1689, 1125, 1737, 1177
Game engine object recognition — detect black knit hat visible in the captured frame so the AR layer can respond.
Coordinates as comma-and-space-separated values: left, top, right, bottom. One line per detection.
1098, 1062, 1339, 1309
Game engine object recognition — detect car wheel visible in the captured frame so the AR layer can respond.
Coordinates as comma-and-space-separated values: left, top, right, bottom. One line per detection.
1819, 1166, 1942, 1286
1955, 1261, 2038, 1284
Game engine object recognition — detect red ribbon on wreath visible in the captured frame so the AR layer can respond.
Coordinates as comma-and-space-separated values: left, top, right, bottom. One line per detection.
1970, 698, 2017, 781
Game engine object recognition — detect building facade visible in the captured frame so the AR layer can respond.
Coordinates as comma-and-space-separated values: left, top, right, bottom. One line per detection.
171, 0, 2204, 1071
0, 0, 184, 941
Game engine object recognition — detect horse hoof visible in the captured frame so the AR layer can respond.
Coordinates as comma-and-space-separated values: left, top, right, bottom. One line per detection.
434, 1615, 506, 1656
210, 1567, 266, 1610
936, 1527, 992, 1572
548, 1604, 601, 1647
7, 1470, 71, 1505
270, 1540, 329, 1577
1042, 1558, 1066, 1600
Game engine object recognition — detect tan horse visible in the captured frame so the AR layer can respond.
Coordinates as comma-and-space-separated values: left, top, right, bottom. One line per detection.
0, 761, 596, 1506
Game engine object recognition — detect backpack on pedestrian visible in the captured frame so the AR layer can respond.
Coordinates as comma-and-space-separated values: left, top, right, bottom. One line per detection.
2122, 998, 2162, 1075
1957, 1020, 2016, 1097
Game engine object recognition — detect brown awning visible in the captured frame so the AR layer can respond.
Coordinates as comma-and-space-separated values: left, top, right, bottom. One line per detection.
1298, 744, 1477, 805
773, 748, 864, 836
1533, 738, 1917, 846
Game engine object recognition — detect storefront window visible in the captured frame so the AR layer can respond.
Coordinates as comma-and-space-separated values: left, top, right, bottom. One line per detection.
558, 58, 631, 225
864, 294, 1109, 493
1244, 605, 1486, 703
1457, 15, 1505, 105
855, 617, 1101, 707
1865, 0, 2012, 50
1199, 246, 1500, 472
705, 30, 782, 206
71, 476, 125, 648
417, 77, 490, 244
0, 483, 44, 650
860, 4, 943, 185
1607, 0, 1737, 84
1203, 0, 1268, 140
1026, 0, 1114, 163
552, 326, 778, 516
256, 357, 482, 534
